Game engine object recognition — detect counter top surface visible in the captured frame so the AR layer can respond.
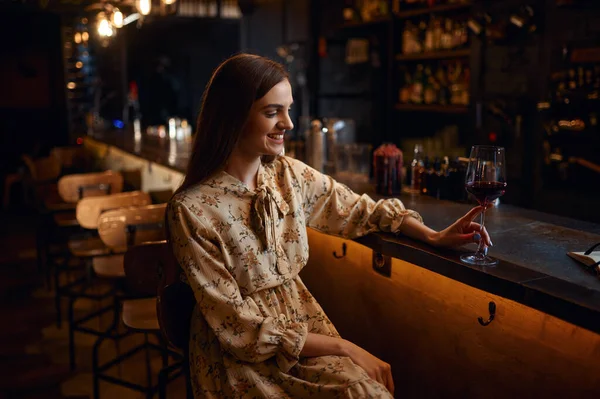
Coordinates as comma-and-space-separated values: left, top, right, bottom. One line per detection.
87, 130, 600, 333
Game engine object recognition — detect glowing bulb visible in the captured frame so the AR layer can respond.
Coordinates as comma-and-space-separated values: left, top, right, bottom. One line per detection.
76, 61, 83, 68
74, 32, 82, 43
112, 9, 123, 28
137, 0, 151, 15
82, 32, 89, 42
98, 18, 113, 37
67, 82, 76, 89
164, 0, 176, 4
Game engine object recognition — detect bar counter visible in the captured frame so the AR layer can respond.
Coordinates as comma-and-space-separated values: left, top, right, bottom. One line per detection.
85, 130, 600, 336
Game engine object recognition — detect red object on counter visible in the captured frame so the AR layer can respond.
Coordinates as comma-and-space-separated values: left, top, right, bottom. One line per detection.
373, 143, 404, 196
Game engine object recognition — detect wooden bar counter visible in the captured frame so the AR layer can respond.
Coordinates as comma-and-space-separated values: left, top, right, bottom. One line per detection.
84, 130, 600, 397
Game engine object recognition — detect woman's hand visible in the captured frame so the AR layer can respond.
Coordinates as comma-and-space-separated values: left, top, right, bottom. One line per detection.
342, 340, 394, 395
429, 206, 492, 249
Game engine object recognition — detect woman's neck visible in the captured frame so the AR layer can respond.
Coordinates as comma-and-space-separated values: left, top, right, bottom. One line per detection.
224, 150, 261, 190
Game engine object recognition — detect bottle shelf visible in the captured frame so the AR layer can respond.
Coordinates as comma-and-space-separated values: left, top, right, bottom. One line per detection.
394, 103, 469, 113
396, 48, 470, 61
394, 2, 472, 19
338, 17, 391, 30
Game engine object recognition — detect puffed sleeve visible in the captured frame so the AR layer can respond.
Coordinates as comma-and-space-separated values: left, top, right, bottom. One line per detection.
284, 157, 423, 238
167, 200, 308, 372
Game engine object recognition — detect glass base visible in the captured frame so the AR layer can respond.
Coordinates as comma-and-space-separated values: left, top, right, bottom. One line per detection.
460, 253, 499, 266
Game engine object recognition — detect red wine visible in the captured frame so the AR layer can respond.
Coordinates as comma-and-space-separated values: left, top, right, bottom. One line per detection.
465, 181, 507, 205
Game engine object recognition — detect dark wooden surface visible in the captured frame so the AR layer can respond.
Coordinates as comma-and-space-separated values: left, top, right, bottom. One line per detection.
88, 129, 190, 173
357, 193, 600, 334
88, 129, 600, 333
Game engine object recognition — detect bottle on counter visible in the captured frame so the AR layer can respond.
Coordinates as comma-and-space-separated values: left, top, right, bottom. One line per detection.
373, 143, 404, 196
410, 144, 425, 192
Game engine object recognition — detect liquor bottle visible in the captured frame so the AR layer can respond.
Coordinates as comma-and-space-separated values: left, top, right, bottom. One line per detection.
410, 144, 424, 192
423, 66, 437, 104
411, 64, 425, 104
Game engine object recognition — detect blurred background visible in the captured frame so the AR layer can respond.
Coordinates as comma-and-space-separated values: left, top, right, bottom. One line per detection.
1, 0, 599, 222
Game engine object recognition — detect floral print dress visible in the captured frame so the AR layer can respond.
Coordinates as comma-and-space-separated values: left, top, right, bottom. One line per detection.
167, 156, 422, 398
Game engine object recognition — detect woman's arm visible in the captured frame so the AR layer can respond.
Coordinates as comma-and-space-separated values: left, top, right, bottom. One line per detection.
286, 157, 421, 239
167, 201, 308, 373
399, 205, 492, 248
300, 333, 394, 395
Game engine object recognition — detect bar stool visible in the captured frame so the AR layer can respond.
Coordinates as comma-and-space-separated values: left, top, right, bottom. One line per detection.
51, 146, 89, 175
157, 243, 195, 399
59, 191, 150, 369
116, 241, 189, 399
44, 171, 124, 288
91, 205, 175, 398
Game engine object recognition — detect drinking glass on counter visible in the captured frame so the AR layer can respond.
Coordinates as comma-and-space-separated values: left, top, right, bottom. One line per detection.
460, 145, 507, 267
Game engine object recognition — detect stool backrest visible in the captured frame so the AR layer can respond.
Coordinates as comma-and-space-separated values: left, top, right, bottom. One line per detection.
123, 241, 168, 297
22, 154, 61, 183
97, 203, 167, 251
77, 190, 152, 229
124, 240, 195, 351
58, 171, 124, 203
51, 146, 88, 173
159, 244, 195, 350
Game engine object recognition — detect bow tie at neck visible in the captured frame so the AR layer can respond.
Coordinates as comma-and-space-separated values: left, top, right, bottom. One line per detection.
250, 185, 290, 252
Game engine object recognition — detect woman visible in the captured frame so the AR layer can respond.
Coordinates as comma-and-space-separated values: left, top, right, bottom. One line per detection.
167, 53, 491, 398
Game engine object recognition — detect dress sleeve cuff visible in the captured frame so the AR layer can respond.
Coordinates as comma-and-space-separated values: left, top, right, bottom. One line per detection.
275, 320, 308, 373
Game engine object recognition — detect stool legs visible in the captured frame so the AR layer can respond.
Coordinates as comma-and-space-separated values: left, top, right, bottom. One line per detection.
68, 296, 76, 370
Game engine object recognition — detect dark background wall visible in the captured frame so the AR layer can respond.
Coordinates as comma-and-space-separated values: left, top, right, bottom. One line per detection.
0, 5, 67, 174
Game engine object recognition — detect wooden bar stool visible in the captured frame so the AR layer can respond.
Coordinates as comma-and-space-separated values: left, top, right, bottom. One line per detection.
52, 176, 130, 325
91, 205, 176, 399
44, 171, 125, 288
157, 243, 195, 399
58, 192, 151, 369
101, 240, 190, 399
51, 146, 89, 175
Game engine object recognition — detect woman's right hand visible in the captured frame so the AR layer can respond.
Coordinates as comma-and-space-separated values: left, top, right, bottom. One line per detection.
342, 339, 394, 395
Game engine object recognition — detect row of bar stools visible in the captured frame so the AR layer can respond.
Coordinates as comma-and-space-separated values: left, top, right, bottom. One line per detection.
58, 189, 151, 369
51, 171, 126, 327
46, 171, 124, 291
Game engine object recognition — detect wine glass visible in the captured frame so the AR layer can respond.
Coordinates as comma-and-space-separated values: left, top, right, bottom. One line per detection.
460, 145, 506, 267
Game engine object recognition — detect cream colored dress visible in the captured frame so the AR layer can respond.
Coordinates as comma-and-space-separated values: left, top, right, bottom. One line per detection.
167, 156, 422, 398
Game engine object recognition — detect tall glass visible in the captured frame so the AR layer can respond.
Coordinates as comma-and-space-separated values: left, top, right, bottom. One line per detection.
460, 146, 507, 267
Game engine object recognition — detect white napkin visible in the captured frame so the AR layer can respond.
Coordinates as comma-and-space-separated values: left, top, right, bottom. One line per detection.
568, 250, 600, 275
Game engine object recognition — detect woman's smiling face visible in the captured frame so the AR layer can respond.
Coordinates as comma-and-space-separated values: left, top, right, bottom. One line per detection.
237, 79, 294, 158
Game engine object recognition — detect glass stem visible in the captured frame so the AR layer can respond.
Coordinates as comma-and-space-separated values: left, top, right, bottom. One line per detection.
476, 209, 486, 257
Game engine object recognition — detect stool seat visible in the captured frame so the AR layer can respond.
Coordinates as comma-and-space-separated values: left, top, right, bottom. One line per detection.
68, 236, 111, 257
122, 298, 159, 331
53, 211, 79, 227
92, 255, 125, 278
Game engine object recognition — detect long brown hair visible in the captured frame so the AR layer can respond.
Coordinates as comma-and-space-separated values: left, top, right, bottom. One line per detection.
175, 53, 289, 194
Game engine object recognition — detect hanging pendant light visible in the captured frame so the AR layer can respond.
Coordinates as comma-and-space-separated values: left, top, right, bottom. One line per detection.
137, 0, 151, 16
97, 12, 114, 37
112, 8, 124, 28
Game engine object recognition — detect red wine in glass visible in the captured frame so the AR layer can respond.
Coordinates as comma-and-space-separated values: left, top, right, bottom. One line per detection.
465, 181, 507, 206
460, 146, 506, 267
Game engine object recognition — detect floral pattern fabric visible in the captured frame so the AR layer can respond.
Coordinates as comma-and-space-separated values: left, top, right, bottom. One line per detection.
167, 156, 422, 398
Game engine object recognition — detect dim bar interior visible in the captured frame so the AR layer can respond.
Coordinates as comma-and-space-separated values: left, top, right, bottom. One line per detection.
0, 0, 599, 398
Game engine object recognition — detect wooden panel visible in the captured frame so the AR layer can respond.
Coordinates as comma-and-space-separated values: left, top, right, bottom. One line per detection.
97, 203, 167, 250
76, 190, 152, 229
57, 171, 123, 203
302, 228, 600, 398
83, 139, 185, 193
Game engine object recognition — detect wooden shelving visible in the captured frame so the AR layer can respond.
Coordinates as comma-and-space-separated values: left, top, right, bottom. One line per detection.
396, 48, 470, 61
394, 103, 469, 113
394, 2, 472, 19
338, 17, 390, 29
